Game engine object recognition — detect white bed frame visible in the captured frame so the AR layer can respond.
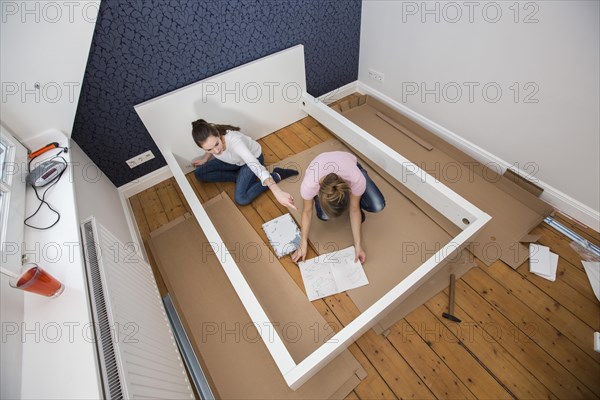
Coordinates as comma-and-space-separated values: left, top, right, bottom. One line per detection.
134, 45, 491, 390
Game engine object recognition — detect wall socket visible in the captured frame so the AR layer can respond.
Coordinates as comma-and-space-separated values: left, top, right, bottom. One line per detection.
126, 150, 155, 168
368, 68, 384, 83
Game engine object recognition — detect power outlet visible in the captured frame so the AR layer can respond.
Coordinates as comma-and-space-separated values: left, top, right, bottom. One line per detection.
126, 150, 155, 168
368, 68, 384, 83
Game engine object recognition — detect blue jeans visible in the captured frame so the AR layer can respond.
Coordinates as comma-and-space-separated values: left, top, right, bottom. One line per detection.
314, 163, 386, 221
194, 154, 273, 205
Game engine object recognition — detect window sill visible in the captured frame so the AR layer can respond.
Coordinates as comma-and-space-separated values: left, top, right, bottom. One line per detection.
20, 130, 101, 399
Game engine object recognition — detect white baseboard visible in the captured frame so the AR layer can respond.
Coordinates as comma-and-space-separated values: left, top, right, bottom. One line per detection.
318, 81, 359, 105
117, 165, 174, 262
356, 81, 600, 232
118, 165, 173, 198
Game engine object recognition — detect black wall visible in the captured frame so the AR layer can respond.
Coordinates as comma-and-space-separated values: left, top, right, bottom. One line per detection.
72, 0, 362, 187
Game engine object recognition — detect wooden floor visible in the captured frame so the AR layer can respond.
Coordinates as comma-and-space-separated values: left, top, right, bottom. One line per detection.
129, 108, 600, 399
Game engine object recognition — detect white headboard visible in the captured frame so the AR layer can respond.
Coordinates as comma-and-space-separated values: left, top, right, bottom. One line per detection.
135, 45, 307, 173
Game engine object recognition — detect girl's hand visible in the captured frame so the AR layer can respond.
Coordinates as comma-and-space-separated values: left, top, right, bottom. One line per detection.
355, 245, 366, 264
274, 190, 298, 211
292, 242, 308, 263
192, 157, 208, 167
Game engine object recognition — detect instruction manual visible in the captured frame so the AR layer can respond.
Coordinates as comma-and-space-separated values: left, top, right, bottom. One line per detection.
299, 246, 369, 301
262, 213, 301, 258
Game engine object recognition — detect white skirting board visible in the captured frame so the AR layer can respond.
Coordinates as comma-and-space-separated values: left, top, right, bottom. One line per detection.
117, 166, 174, 262
356, 81, 600, 233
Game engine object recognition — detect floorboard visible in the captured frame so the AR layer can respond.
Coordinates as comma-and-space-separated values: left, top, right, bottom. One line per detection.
127, 109, 600, 399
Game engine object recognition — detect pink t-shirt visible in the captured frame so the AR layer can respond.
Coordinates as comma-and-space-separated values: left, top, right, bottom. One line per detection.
300, 151, 366, 200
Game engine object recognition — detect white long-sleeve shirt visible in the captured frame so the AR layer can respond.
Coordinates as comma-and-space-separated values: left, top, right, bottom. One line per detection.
213, 130, 271, 184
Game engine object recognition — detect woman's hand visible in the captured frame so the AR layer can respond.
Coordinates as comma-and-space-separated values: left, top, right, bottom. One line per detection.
192, 154, 210, 167
292, 242, 308, 263
273, 188, 297, 211
355, 245, 366, 264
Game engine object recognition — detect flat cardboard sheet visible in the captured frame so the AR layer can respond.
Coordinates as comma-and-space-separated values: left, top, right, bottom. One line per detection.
149, 200, 365, 399
276, 140, 472, 316
337, 95, 553, 269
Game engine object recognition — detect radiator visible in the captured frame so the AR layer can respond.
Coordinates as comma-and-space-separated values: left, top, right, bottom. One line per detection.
81, 217, 195, 399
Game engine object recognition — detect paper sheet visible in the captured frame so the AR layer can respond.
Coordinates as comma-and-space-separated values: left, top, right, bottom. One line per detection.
581, 261, 600, 302
299, 246, 369, 301
262, 213, 301, 258
529, 243, 558, 282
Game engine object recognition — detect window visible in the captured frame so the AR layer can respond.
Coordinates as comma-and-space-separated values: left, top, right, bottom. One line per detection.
0, 125, 27, 275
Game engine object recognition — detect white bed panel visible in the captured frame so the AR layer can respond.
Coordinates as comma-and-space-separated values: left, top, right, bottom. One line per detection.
135, 45, 307, 173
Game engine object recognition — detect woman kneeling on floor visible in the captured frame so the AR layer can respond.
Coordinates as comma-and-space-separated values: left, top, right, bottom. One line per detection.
192, 119, 298, 209
292, 151, 386, 264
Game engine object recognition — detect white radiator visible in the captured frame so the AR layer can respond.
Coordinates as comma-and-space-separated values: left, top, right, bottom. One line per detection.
81, 217, 194, 399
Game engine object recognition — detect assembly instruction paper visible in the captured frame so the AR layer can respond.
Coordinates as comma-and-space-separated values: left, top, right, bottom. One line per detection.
299, 246, 369, 301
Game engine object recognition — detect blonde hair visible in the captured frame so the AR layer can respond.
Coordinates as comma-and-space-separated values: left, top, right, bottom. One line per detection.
318, 173, 350, 218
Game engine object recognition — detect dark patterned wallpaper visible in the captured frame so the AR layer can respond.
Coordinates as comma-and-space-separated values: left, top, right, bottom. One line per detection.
72, 0, 362, 187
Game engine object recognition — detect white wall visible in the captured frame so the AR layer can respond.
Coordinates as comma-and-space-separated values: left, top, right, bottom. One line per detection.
359, 1, 599, 222
0, 0, 100, 140
0, 274, 23, 400
71, 142, 132, 245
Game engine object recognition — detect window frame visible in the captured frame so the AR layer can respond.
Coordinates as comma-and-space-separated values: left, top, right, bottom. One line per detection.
0, 125, 28, 276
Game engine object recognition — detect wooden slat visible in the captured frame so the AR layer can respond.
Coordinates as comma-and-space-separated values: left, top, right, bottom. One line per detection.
310, 125, 335, 142
553, 212, 600, 246
325, 293, 436, 399
259, 140, 279, 166
385, 317, 477, 399
400, 306, 513, 399
155, 179, 187, 221
171, 177, 191, 213
313, 301, 398, 400
515, 261, 600, 330
462, 266, 600, 398
260, 134, 295, 159
299, 115, 321, 130
426, 291, 556, 399
186, 172, 221, 203
137, 187, 169, 232
287, 121, 323, 147
129, 195, 168, 296
274, 125, 310, 153
486, 260, 600, 360
474, 263, 600, 366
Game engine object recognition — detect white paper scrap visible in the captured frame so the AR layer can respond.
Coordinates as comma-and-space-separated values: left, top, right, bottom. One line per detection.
581, 261, 600, 302
299, 246, 369, 301
533, 252, 558, 282
262, 213, 301, 258
529, 243, 558, 282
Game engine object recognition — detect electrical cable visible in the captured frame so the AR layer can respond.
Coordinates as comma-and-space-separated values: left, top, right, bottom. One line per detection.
23, 147, 68, 230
